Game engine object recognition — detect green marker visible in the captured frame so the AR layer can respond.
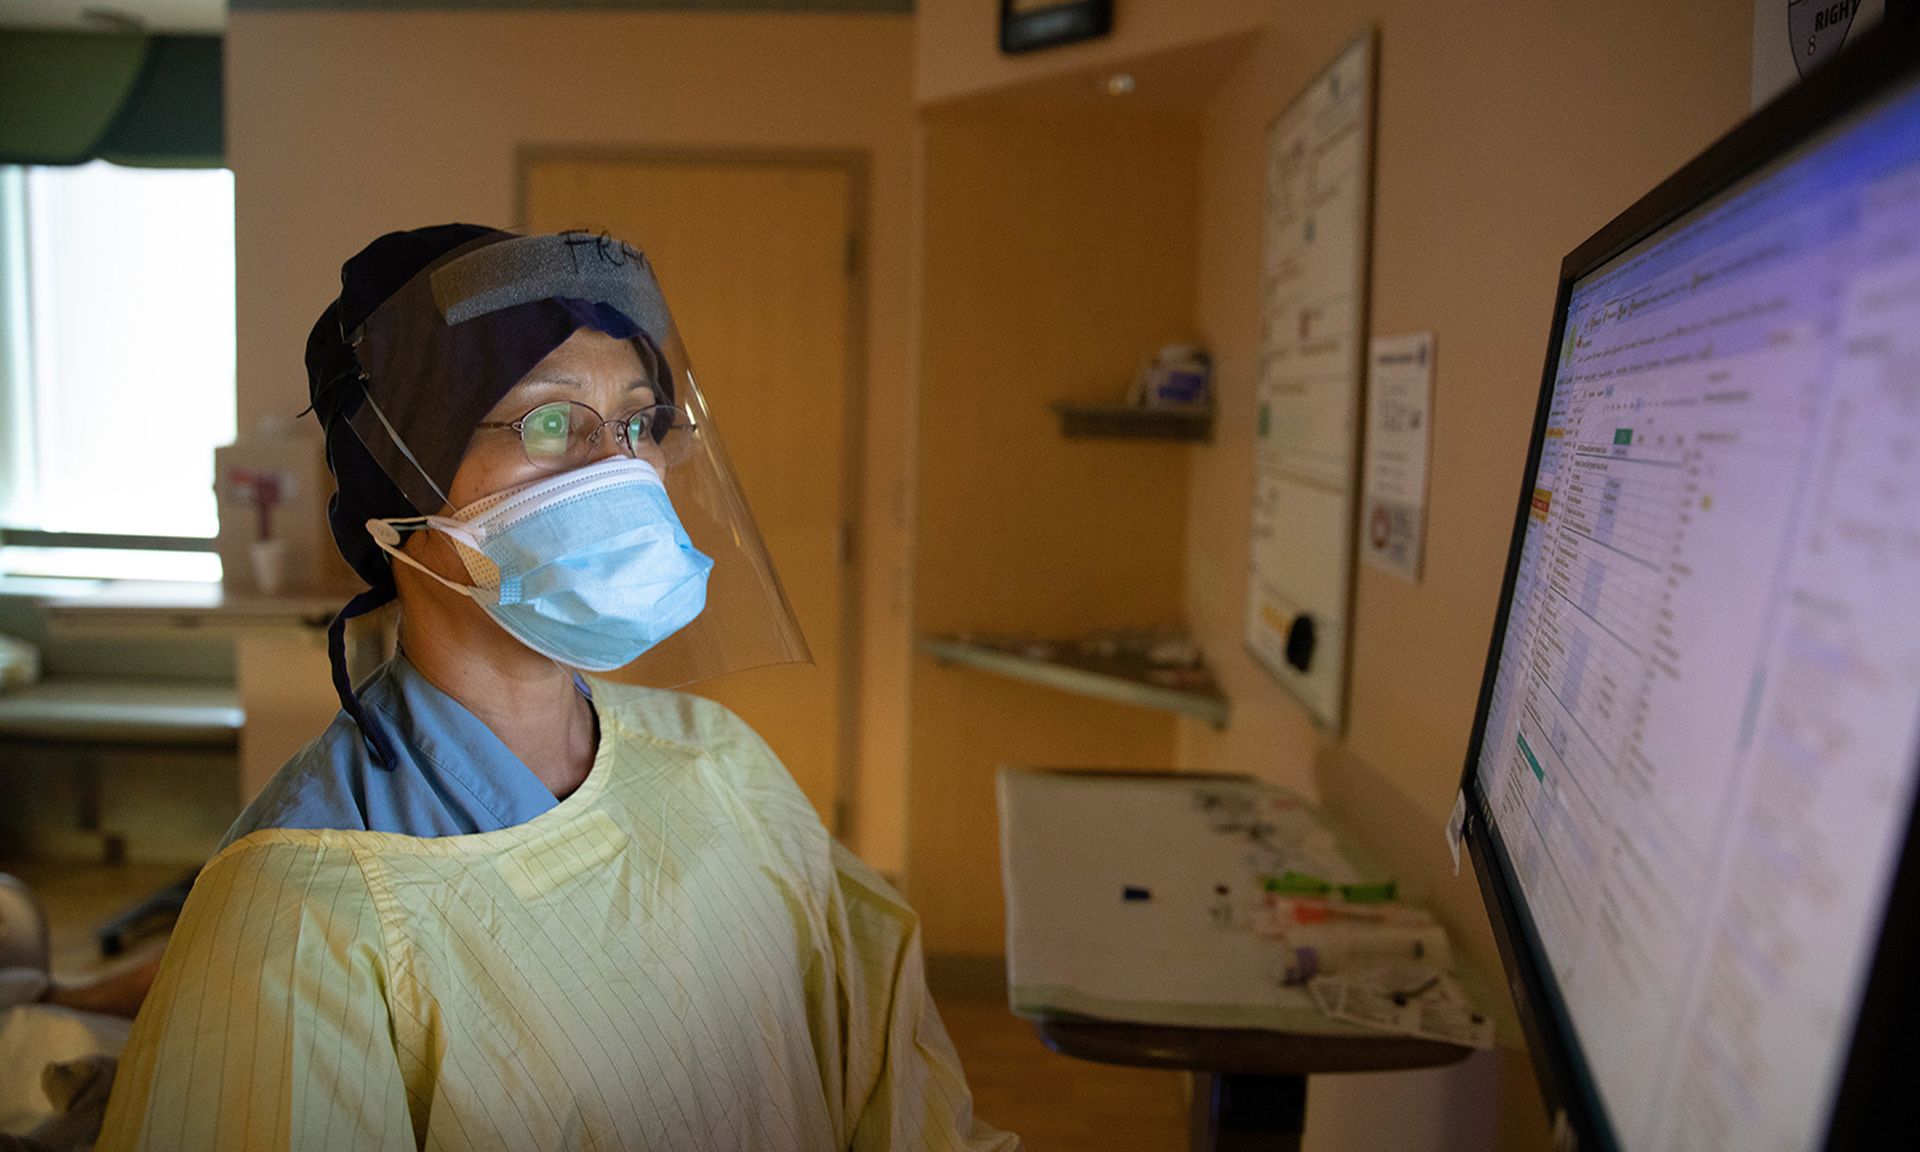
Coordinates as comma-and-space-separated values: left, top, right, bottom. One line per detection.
1261, 873, 1398, 903
1337, 880, 1398, 904
1262, 871, 1332, 895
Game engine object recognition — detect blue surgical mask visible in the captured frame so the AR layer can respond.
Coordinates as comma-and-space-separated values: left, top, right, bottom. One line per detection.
369, 457, 712, 670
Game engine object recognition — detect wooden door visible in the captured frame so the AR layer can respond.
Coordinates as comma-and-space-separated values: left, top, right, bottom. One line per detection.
525, 156, 856, 826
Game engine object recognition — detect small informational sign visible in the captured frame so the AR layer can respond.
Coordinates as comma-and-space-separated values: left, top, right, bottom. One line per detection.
1359, 332, 1434, 582
1751, 0, 1884, 108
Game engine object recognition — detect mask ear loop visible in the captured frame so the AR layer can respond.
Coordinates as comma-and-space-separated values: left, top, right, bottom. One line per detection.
366, 517, 490, 603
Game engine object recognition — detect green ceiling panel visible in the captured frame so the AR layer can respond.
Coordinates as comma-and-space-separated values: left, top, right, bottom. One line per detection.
231, 1, 914, 12
0, 31, 148, 166
0, 32, 223, 168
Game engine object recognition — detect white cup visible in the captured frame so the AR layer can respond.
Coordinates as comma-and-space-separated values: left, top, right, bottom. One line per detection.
250, 538, 289, 594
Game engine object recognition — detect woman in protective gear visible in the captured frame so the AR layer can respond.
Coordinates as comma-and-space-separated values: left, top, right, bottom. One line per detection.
96, 225, 1018, 1152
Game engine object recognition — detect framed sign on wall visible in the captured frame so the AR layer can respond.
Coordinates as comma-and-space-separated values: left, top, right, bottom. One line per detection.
999, 0, 1113, 55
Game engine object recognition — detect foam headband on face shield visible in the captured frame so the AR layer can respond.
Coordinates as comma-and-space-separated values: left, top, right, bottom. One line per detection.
430, 231, 674, 340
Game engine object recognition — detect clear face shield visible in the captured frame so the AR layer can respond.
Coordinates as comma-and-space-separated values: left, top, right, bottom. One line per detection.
344, 229, 810, 687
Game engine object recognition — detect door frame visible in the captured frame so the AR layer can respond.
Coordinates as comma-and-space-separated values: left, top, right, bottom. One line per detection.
515, 145, 872, 840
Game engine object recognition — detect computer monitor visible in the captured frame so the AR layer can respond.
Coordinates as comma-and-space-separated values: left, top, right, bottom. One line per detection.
1458, 26, 1920, 1152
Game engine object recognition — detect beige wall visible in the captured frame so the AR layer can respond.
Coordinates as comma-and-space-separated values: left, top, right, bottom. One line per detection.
227, 10, 915, 872
908, 105, 1200, 953
914, 0, 1756, 1146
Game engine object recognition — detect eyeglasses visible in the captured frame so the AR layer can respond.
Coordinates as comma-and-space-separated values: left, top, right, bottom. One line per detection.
475, 399, 696, 471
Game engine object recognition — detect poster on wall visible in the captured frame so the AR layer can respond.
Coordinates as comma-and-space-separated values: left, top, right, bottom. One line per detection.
1751, 0, 1885, 108
1243, 30, 1375, 730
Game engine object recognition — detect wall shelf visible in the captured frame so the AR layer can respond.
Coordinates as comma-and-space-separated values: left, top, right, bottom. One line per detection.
1051, 402, 1213, 441
919, 633, 1230, 729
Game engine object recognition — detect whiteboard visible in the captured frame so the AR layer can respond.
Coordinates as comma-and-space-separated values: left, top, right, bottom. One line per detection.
1244, 31, 1375, 730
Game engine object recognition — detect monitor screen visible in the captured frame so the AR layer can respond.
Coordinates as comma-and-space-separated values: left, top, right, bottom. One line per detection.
1468, 53, 1920, 1151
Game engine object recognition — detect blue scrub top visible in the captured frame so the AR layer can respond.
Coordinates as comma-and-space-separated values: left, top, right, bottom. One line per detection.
221, 653, 581, 847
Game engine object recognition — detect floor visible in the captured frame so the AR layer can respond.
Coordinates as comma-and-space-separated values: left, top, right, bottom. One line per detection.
926, 957, 1191, 1151
5, 857, 180, 982
7, 860, 1192, 1152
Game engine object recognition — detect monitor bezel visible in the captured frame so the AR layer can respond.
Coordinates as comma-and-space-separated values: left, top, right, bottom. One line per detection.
1455, 22, 1920, 1152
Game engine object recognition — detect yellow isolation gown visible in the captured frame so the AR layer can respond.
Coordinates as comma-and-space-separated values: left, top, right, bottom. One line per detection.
96, 683, 1018, 1151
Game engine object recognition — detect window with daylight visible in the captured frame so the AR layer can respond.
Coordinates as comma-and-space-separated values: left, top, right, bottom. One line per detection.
0, 161, 236, 581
